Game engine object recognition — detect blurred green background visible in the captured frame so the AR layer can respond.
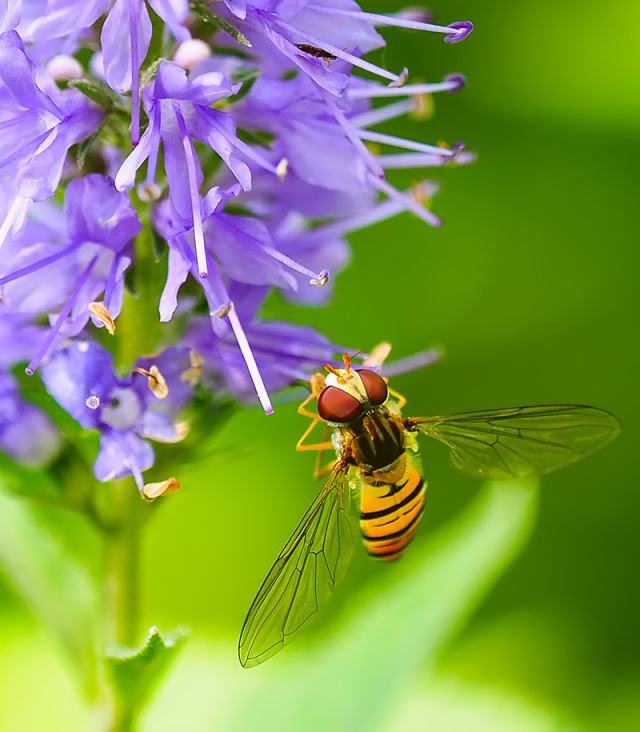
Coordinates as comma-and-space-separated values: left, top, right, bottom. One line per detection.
0, 0, 637, 729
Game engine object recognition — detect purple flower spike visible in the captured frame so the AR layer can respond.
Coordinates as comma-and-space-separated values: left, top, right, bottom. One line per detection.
116, 62, 278, 278
444, 21, 474, 43
0, 175, 141, 374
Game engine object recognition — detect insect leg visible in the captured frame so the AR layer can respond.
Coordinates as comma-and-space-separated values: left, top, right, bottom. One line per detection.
296, 418, 334, 453
296, 373, 333, 451
388, 385, 407, 410
313, 425, 337, 479
297, 372, 326, 419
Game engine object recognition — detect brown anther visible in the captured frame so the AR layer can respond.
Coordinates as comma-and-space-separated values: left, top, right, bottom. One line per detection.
89, 302, 115, 335
389, 67, 409, 88
142, 476, 180, 503
325, 364, 340, 377
310, 270, 329, 287
212, 302, 233, 318
180, 350, 204, 386
343, 353, 352, 372
364, 342, 392, 368
134, 365, 169, 399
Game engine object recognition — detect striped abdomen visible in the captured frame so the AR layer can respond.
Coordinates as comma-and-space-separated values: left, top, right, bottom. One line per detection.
359, 462, 426, 562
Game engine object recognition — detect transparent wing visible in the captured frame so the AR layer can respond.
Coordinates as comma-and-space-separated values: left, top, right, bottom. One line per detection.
238, 462, 356, 668
410, 405, 620, 480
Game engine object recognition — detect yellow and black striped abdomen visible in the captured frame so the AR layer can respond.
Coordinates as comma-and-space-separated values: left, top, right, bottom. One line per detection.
359, 463, 426, 562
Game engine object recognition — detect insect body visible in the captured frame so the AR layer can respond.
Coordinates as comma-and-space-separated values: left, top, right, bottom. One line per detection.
238, 351, 620, 668
318, 365, 425, 562
295, 44, 338, 65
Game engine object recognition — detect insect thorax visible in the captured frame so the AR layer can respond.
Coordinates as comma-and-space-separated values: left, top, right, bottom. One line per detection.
338, 408, 406, 475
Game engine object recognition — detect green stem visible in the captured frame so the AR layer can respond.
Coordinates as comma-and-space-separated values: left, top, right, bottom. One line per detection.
101, 480, 144, 732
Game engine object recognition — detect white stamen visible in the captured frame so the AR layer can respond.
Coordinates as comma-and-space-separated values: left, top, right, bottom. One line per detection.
372, 175, 442, 228
227, 308, 273, 415
86, 395, 100, 410
348, 80, 464, 99
357, 129, 454, 158
350, 99, 416, 128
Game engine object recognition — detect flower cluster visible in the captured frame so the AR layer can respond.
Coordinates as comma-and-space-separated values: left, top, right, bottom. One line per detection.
0, 1, 472, 493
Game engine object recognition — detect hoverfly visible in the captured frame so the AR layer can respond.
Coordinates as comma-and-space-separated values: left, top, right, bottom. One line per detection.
238, 347, 620, 667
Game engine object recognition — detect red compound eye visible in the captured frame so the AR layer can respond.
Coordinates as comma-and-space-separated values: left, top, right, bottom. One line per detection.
318, 386, 363, 423
357, 369, 388, 406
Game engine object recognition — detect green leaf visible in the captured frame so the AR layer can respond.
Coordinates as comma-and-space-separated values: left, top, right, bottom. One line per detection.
229, 480, 538, 731
191, 4, 252, 47
105, 626, 188, 715
0, 489, 98, 693
68, 79, 118, 110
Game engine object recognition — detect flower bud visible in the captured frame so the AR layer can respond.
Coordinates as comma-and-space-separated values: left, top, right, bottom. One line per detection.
174, 39, 212, 70
47, 55, 84, 81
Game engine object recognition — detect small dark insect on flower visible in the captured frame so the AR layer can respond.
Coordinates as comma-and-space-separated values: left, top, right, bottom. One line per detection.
295, 43, 338, 65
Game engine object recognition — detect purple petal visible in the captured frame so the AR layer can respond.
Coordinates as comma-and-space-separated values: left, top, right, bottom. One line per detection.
101, 0, 152, 93
191, 109, 251, 191
222, 0, 246, 20
94, 430, 155, 488
161, 106, 204, 223
0, 31, 62, 115
115, 107, 159, 191
27, 0, 108, 40
159, 246, 191, 322
0, 373, 61, 467
257, 18, 349, 96
0, 0, 21, 32
138, 411, 180, 442
147, 0, 190, 43
41, 340, 119, 429
208, 215, 297, 289
16, 104, 103, 202
64, 175, 142, 251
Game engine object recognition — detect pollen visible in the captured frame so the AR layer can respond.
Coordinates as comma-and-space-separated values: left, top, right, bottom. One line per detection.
180, 350, 204, 386
134, 365, 169, 399
142, 476, 180, 502
212, 302, 233, 318
410, 93, 434, 120
310, 270, 329, 287
276, 158, 289, 181
89, 302, 115, 335
137, 181, 162, 202
85, 395, 101, 410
